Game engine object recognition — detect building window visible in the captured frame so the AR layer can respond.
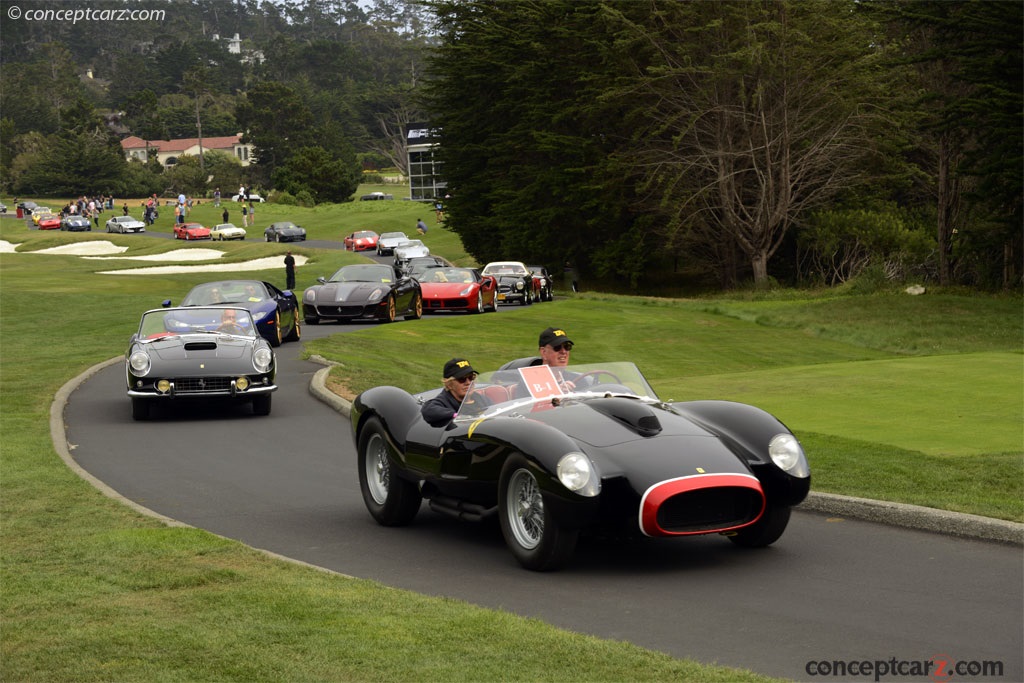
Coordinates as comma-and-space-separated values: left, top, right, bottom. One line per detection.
408, 148, 446, 201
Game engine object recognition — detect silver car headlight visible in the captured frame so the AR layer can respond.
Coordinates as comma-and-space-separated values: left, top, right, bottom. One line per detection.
368, 287, 385, 302
459, 285, 474, 296
304, 289, 315, 302
251, 308, 269, 322
128, 350, 151, 376
768, 434, 809, 478
557, 452, 600, 497
253, 345, 273, 373
514, 281, 524, 291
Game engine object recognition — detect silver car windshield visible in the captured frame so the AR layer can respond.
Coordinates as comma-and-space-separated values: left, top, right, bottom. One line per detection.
456, 361, 659, 421
138, 307, 257, 339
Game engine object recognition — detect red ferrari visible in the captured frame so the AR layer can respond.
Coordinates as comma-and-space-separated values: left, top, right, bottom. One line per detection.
419, 266, 498, 314
174, 222, 212, 240
343, 230, 380, 252
35, 213, 62, 230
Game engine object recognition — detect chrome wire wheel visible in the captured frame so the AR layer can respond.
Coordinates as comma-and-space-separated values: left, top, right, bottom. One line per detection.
506, 468, 544, 550
364, 432, 389, 505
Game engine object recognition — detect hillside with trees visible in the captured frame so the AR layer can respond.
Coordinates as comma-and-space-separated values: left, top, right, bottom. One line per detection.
0, 0, 1019, 290
424, 0, 1021, 290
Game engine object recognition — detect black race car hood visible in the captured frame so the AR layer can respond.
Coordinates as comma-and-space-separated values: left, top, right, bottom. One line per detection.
145, 334, 248, 361
525, 397, 708, 446
529, 397, 755, 479
313, 282, 385, 303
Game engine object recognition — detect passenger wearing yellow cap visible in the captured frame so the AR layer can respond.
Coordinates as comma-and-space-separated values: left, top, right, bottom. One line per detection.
421, 358, 478, 427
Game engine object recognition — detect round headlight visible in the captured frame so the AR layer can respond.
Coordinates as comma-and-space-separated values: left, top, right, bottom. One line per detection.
768, 434, 809, 477
235, 376, 250, 391
129, 351, 151, 376
515, 281, 524, 291
303, 289, 315, 302
557, 452, 600, 497
253, 346, 273, 373
156, 379, 171, 393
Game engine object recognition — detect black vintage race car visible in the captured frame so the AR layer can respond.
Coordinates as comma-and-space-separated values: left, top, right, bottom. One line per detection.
351, 362, 811, 571
126, 306, 277, 421
302, 263, 422, 324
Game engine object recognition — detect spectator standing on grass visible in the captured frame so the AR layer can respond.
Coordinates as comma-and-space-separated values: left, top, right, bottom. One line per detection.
222, 207, 229, 224
241, 204, 249, 227
284, 251, 296, 290
214, 187, 221, 207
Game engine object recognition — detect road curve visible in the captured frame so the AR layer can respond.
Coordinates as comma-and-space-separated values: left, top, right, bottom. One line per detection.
58, 326, 1023, 682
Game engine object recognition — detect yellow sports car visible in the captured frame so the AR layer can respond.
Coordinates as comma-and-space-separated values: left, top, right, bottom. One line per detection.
31, 208, 54, 225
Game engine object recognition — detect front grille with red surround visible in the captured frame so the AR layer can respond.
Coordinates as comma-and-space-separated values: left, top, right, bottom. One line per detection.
639, 473, 765, 537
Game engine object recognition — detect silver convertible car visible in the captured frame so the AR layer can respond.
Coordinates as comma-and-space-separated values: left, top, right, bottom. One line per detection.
125, 306, 277, 420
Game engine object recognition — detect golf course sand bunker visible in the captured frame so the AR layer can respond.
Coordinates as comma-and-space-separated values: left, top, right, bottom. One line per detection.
97, 254, 309, 274
0, 240, 308, 274
85, 248, 225, 261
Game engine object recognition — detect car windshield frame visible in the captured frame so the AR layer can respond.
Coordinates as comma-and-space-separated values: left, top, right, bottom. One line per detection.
455, 361, 660, 421
483, 263, 529, 276
137, 306, 258, 340
329, 264, 396, 283
181, 281, 269, 305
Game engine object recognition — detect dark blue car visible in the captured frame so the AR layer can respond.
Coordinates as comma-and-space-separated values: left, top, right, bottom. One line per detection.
174, 280, 301, 347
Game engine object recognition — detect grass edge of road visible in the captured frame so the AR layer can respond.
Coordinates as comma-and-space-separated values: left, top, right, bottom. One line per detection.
0, 221, 783, 682
2, 214, 1021, 682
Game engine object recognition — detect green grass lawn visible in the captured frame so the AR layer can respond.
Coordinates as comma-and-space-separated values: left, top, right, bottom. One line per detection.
1, 196, 1020, 681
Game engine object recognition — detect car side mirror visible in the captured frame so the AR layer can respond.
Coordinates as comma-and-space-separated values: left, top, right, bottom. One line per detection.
162, 299, 172, 308
317, 277, 326, 284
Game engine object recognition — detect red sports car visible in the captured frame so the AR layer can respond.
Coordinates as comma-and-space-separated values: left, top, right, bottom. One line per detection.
344, 230, 380, 252
174, 222, 212, 240
419, 266, 498, 314
35, 213, 62, 230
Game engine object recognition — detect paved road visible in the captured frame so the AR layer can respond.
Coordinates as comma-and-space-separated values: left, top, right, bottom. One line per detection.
64, 322, 1023, 682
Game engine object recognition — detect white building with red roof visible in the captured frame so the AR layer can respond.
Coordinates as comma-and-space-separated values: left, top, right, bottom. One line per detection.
120, 134, 255, 167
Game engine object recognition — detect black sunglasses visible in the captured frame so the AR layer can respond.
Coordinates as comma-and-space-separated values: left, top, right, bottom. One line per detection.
453, 373, 478, 383
550, 343, 574, 352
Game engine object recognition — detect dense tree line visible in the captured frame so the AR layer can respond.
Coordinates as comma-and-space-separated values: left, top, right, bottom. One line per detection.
424, 0, 1021, 290
1, 0, 1018, 290
0, 0, 432, 203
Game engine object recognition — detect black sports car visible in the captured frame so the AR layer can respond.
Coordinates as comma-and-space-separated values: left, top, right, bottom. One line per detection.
264, 221, 306, 242
302, 263, 423, 324
60, 216, 92, 232
126, 306, 277, 421
481, 261, 537, 305
527, 265, 554, 301
351, 362, 810, 571
175, 279, 301, 347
